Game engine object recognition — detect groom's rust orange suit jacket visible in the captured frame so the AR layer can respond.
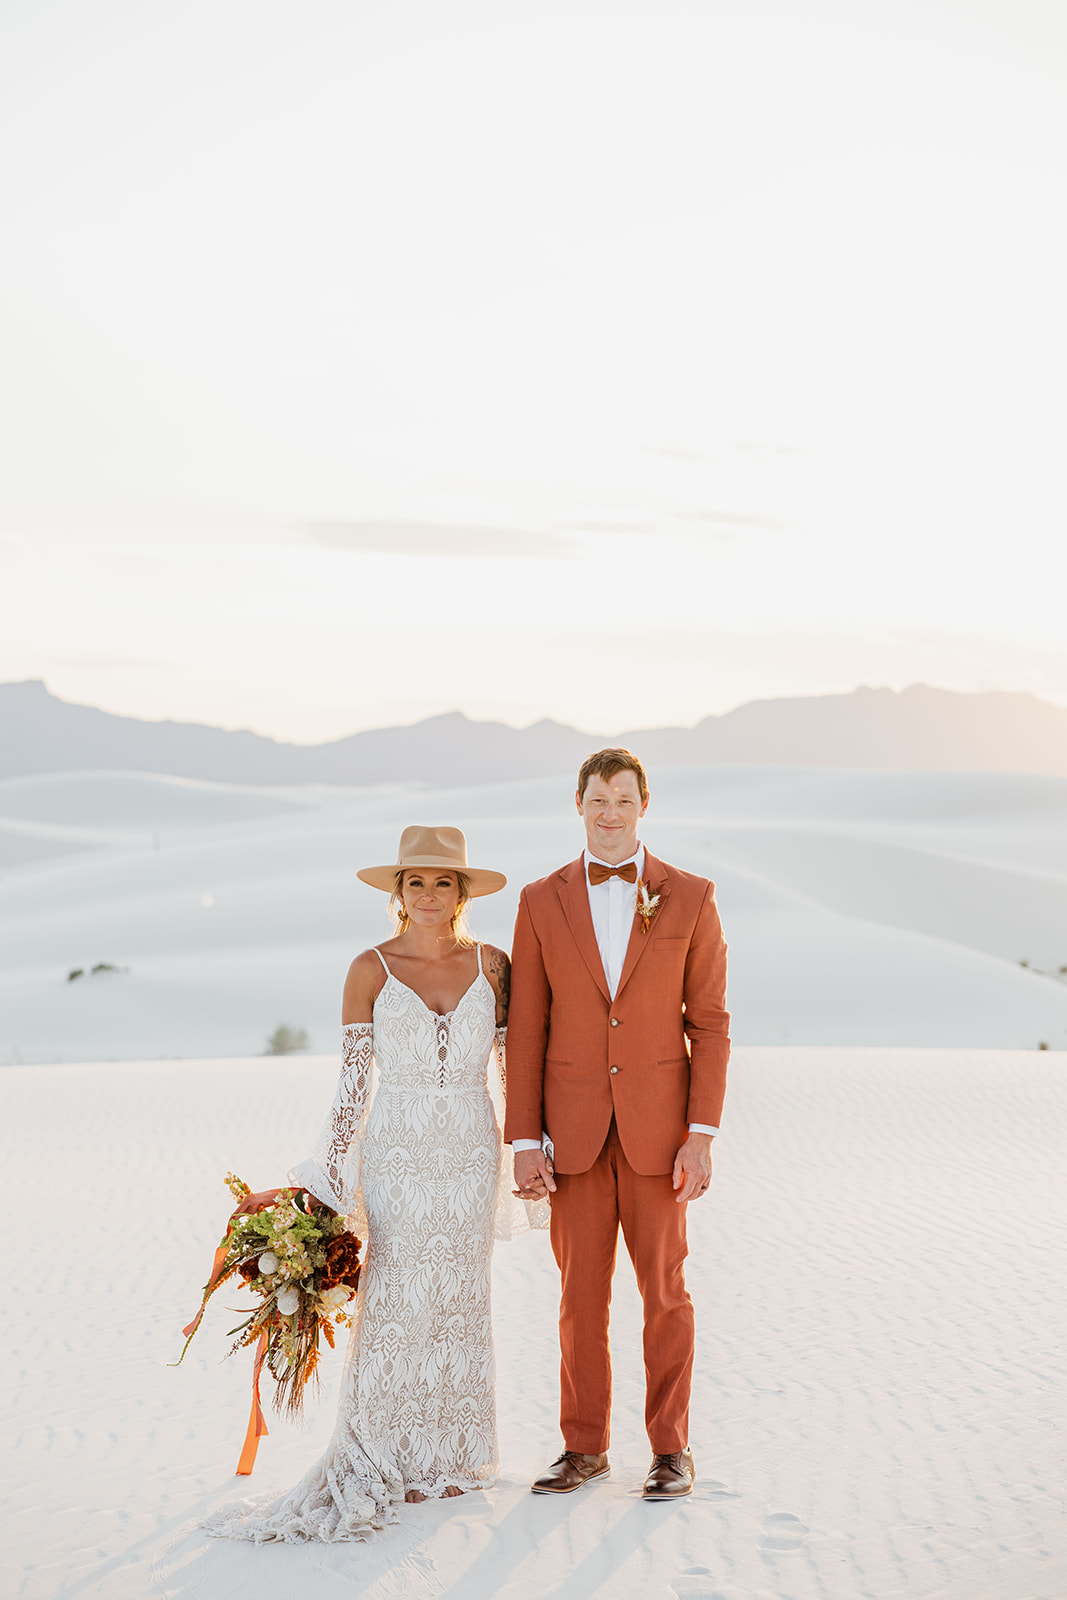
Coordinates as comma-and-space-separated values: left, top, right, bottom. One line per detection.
504, 851, 731, 1176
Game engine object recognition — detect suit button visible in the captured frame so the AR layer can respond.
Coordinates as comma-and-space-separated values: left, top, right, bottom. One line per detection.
609, 1065, 619, 1074
610, 1017, 620, 1027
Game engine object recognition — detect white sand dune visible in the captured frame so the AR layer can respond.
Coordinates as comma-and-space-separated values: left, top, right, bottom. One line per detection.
3, 1047, 1063, 1599
0, 770, 314, 829
2, 766, 1066, 1063
0, 818, 99, 871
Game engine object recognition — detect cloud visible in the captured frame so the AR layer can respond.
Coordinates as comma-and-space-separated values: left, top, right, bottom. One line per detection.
646, 444, 719, 464
647, 442, 808, 462
49, 655, 178, 672
302, 521, 575, 560
673, 510, 788, 532
556, 518, 657, 535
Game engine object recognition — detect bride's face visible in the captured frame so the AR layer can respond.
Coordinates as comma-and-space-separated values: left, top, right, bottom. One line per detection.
400, 869, 461, 929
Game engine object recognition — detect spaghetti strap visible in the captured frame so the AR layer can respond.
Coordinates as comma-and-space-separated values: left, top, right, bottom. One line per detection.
372, 947, 391, 975
476, 942, 484, 976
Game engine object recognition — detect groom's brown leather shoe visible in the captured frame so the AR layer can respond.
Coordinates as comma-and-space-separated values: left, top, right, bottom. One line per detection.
531, 1451, 610, 1494
642, 1450, 695, 1499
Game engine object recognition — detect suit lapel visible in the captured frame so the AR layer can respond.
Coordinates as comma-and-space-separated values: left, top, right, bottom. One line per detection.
615, 850, 672, 999
557, 858, 612, 1004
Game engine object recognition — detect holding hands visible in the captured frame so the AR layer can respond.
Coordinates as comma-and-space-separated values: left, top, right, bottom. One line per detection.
513, 1148, 556, 1201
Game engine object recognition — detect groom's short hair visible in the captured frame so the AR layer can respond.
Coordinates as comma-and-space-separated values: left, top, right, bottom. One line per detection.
577, 747, 649, 804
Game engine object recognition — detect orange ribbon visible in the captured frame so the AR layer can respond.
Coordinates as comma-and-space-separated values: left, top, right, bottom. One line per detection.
179, 1237, 271, 1475
235, 1330, 270, 1475
181, 1241, 230, 1341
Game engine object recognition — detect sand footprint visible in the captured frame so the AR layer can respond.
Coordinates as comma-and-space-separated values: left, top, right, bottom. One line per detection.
670, 1567, 714, 1596
700, 1478, 741, 1500
671, 1577, 775, 1600
757, 1511, 809, 1551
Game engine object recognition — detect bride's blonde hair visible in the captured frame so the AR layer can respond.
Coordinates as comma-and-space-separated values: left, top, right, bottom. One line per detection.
389, 868, 474, 946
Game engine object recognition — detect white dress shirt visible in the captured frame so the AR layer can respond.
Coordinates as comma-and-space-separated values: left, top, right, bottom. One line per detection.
512, 843, 718, 1150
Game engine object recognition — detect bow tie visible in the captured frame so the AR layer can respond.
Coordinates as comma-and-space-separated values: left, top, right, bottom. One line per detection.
588, 861, 638, 886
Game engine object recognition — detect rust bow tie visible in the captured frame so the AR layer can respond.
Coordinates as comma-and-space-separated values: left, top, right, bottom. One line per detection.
587, 861, 638, 886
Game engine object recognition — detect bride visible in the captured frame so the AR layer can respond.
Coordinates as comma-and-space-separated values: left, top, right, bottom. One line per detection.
204, 825, 546, 1543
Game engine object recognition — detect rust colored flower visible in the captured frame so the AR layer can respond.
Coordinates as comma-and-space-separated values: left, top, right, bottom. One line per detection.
319, 1233, 362, 1293
325, 1234, 361, 1276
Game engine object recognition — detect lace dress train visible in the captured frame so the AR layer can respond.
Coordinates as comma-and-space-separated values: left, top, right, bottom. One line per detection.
203, 945, 538, 1544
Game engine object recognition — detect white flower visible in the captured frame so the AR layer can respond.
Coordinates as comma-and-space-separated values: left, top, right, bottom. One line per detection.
318, 1284, 353, 1315
257, 1250, 280, 1275
276, 1286, 301, 1315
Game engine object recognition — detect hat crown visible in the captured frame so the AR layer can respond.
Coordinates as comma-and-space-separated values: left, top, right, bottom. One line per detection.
394, 825, 469, 871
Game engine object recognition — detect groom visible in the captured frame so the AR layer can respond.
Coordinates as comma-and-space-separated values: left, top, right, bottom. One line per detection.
506, 747, 730, 1499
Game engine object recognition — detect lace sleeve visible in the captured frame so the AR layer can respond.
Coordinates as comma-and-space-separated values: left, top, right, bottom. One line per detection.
289, 1023, 373, 1221
491, 1026, 550, 1239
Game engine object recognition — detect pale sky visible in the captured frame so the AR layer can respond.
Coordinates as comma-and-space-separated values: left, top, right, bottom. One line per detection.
1, 0, 1065, 741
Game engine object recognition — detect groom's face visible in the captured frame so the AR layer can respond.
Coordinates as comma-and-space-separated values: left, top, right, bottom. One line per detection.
576, 771, 648, 863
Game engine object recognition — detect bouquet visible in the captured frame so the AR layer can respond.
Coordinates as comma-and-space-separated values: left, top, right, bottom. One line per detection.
174, 1173, 363, 1473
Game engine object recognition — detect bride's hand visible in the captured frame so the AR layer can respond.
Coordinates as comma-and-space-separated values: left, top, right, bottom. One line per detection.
230, 1187, 286, 1217
230, 1187, 335, 1219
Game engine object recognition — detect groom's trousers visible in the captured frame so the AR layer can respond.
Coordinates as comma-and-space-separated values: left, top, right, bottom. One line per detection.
549, 1116, 695, 1455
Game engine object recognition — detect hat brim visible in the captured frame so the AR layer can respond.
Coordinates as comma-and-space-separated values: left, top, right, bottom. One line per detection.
356, 860, 507, 897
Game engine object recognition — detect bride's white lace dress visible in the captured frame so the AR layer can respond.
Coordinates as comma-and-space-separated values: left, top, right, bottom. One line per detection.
204, 944, 542, 1544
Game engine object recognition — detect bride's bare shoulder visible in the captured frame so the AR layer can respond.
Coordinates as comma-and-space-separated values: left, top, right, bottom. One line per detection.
348, 946, 388, 976
342, 948, 389, 1022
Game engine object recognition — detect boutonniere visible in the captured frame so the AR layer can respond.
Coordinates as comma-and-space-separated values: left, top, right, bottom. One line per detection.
635, 878, 661, 933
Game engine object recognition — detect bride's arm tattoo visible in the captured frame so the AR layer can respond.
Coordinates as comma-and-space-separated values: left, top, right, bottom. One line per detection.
487, 947, 511, 1025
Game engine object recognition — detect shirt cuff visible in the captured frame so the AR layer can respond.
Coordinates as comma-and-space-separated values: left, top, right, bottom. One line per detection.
688, 1123, 719, 1136
511, 1139, 544, 1152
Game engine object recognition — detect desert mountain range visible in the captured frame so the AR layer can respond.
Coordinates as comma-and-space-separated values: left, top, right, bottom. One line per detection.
2, 678, 1064, 785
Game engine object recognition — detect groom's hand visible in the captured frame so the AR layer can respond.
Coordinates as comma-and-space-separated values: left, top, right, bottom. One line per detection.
672, 1132, 713, 1204
513, 1148, 556, 1200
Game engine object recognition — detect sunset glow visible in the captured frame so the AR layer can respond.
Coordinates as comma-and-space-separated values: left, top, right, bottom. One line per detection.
1, 0, 1064, 738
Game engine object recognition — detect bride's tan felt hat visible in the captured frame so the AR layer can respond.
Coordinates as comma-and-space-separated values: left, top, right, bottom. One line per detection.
357, 825, 507, 897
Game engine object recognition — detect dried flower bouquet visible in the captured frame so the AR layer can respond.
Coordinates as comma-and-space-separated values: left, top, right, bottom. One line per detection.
174, 1173, 363, 1472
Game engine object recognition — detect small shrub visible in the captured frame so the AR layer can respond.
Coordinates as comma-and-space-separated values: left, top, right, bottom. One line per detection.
265, 1024, 309, 1056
